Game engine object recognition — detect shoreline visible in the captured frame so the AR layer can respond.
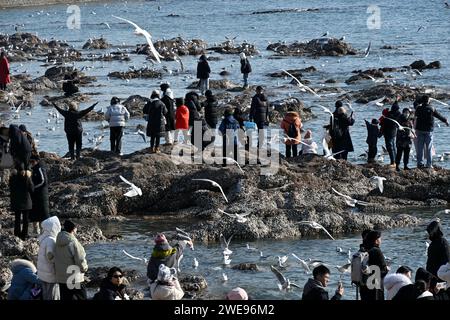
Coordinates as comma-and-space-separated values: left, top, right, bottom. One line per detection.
0, 0, 127, 9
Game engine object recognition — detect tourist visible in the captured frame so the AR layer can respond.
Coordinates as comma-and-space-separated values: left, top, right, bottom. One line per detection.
280, 108, 302, 158
10, 168, 34, 240
383, 265, 413, 300
29, 155, 50, 236
149, 264, 184, 300
330, 101, 355, 160
143, 90, 167, 153
8, 257, 41, 300
301, 130, 318, 155
426, 220, 450, 279
160, 83, 176, 146
395, 108, 414, 171
203, 90, 219, 129
365, 119, 381, 163
0, 51, 11, 91
93, 267, 130, 300
196, 54, 211, 95
381, 101, 401, 167
226, 287, 249, 300
105, 96, 130, 155
240, 52, 252, 89
302, 265, 344, 300
174, 97, 190, 144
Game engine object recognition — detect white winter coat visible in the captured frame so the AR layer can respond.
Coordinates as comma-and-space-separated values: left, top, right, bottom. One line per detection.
383, 273, 412, 300
37, 216, 61, 283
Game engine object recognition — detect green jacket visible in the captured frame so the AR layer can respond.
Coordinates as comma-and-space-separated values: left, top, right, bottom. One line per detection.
54, 231, 88, 284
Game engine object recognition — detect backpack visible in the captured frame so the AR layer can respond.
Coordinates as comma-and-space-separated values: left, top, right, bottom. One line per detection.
330, 117, 343, 140
351, 250, 370, 285
287, 121, 297, 138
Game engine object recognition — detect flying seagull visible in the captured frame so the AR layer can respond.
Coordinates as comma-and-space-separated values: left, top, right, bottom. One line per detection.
270, 265, 301, 291
122, 249, 148, 264
336, 261, 352, 274
220, 157, 244, 174
112, 15, 162, 63
176, 227, 194, 250
322, 138, 346, 160
297, 221, 335, 240
429, 97, 449, 107
364, 41, 371, 58
135, 129, 147, 142
119, 175, 143, 197
192, 179, 228, 202
277, 255, 288, 268
282, 69, 320, 97
220, 233, 234, 255
382, 116, 412, 132
370, 176, 386, 193
291, 253, 311, 273
218, 209, 250, 223
331, 187, 370, 207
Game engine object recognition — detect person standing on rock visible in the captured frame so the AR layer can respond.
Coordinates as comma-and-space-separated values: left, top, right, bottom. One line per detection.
250, 86, 269, 147
302, 265, 344, 300
330, 101, 354, 160
414, 95, 449, 169
19, 125, 38, 158
0, 51, 11, 91
280, 108, 302, 158
53, 101, 98, 160
185, 91, 202, 129
37, 216, 61, 300
426, 220, 450, 279
160, 84, 176, 146
143, 90, 168, 153
365, 119, 381, 163
9, 124, 32, 171
29, 155, 50, 236
9, 168, 34, 240
203, 90, 220, 129
395, 108, 414, 171
240, 52, 252, 89
62, 72, 79, 97
55, 220, 88, 300
196, 54, 211, 95
381, 101, 402, 167
219, 108, 241, 163
105, 96, 130, 155
174, 97, 190, 144
93, 267, 130, 300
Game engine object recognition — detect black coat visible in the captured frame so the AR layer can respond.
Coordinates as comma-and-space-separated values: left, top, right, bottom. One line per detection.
396, 115, 413, 148
161, 95, 176, 131
204, 97, 219, 129
330, 111, 355, 153
8, 125, 31, 170
415, 104, 447, 132
240, 58, 252, 74
196, 60, 211, 79
9, 171, 34, 212
54, 103, 96, 135
302, 279, 341, 301
250, 93, 269, 124
392, 284, 418, 300
365, 120, 380, 146
143, 99, 168, 137
186, 94, 202, 126
29, 162, 50, 222
382, 110, 401, 138
426, 222, 450, 278
93, 278, 128, 300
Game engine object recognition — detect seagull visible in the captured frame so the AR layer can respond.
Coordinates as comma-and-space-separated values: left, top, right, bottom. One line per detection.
193, 257, 199, 269
222, 273, 228, 282
119, 175, 143, 197
321, 31, 329, 37
366, 96, 386, 107
308, 259, 326, 269
277, 255, 288, 268
192, 179, 228, 202
223, 255, 232, 265
219, 209, 250, 223
270, 265, 301, 291
332, 187, 370, 207
382, 116, 412, 132
291, 253, 311, 273
246, 243, 257, 251
219, 157, 244, 174
101, 22, 111, 29
122, 249, 148, 264
92, 134, 105, 150
297, 221, 335, 240
336, 261, 351, 273
370, 176, 386, 193
425, 241, 430, 256
429, 98, 449, 107
220, 233, 234, 255
135, 129, 147, 142
313, 104, 334, 123
322, 138, 345, 160
112, 15, 162, 63
364, 41, 371, 58
435, 209, 450, 215
283, 134, 310, 147
176, 227, 194, 250
173, 54, 184, 72
417, 25, 425, 32
412, 69, 423, 76
282, 69, 320, 97
260, 251, 270, 260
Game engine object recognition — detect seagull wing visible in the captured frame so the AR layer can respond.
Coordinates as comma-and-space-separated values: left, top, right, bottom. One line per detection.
220, 233, 228, 249
216, 184, 229, 203
377, 178, 384, 193
219, 209, 234, 219
318, 224, 335, 240
429, 98, 449, 107
141, 30, 162, 63
120, 175, 133, 187
282, 69, 319, 97
384, 117, 404, 130
322, 138, 332, 157
112, 15, 141, 30
174, 54, 185, 72
364, 41, 371, 58
270, 265, 287, 286
331, 187, 352, 201
124, 189, 139, 197
123, 249, 145, 263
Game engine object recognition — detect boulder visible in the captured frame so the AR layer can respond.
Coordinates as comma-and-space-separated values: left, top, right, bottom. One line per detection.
82, 38, 111, 50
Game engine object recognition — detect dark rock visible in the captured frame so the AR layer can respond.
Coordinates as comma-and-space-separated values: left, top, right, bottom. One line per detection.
325, 79, 337, 83
219, 70, 231, 76
267, 38, 357, 57
108, 68, 162, 80
252, 8, 319, 14
424, 61, 441, 69
123, 95, 151, 118
268, 66, 317, 78
207, 41, 258, 55
232, 263, 259, 271
179, 274, 208, 292
410, 60, 427, 70
82, 38, 111, 50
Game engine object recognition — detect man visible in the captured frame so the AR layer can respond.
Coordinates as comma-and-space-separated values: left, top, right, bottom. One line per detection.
415, 95, 449, 169
302, 265, 344, 300
54, 220, 88, 300
330, 101, 355, 160
160, 83, 176, 145
196, 54, 211, 95
381, 101, 401, 167
250, 86, 269, 147
426, 220, 450, 279
393, 268, 435, 300
105, 96, 130, 155
240, 52, 252, 88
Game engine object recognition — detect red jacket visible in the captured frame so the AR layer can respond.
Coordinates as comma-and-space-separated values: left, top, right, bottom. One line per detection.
175, 105, 189, 130
0, 56, 11, 85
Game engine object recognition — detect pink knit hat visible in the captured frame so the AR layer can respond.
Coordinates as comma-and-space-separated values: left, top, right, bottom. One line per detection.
226, 287, 248, 300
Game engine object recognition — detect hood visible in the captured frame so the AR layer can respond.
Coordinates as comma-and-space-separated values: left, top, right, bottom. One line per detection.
199, 54, 207, 61
382, 108, 390, 116
109, 104, 125, 112
427, 221, 444, 240
384, 273, 412, 290
10, 259, 37, 275
164, 88, 174, 100
240, 52, 246, 60
437, 263, 450, 283
303, 278, 324, 297
178, 105, 189, 115
302, 138, 314, 145
56, 230, 74, 247
39, 216, 61, 241
283, 111, 299, 122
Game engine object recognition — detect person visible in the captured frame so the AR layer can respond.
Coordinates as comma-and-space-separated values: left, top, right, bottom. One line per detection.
280, 108, 302, 158
29, 155, 50, 236
393, 267, 435, 300
196, 54, 211, 95
330, 101, 355, 160
302, 265, 344, 300
160, 84, 176, 146
55, 220, 88, 300
53, 101, 98, 160
203, 90, 219, 129
62, 72, 79, 97
105, 96, 130, 155
174, 97, 190, 144
250, 86, 269, 147
301, 130, 318, 155
226, 287, 249, 300
7, 258, 41, 300
19, 125, 38, 158
436, 263, 450, 300
240, 52, 252, 88
185, 91, 202, 128
383, 266, 413, 300
150, 264, 184, 300
415, 280, 435, 300
365, 119, 381, 163
0, 51, 11, 91
10, 168, 34, 240
380, 101, 401, 167
37, 216, 61, 300
426, 220, 450, 279
93, 267, 130, 300
143, 90, 168, 153
147, 233, 192, 283
9, 124, 32, 171
395, 108, 414, 171
360, 230, 389, 300
219, 108, 241, 162
415, 95, 449, 169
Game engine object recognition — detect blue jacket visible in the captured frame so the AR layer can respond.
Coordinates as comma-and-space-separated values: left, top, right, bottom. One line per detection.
8, 259, 41, 300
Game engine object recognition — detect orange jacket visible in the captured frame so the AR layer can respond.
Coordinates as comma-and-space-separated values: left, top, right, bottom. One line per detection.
281, 111, 302, 145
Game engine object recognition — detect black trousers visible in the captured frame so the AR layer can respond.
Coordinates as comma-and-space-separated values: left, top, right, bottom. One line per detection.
396, 145, 411, 167
150, 135, 160, 149
285, 144, 298, 158
384, 136, 397, 164
368, 144, 377, 161
110, 127, 123, 153
14, 210, 29, 240
66, 132, 82, 159
334, 150, 348, 160
0, 83, 6, 90
59, 282, 87, 301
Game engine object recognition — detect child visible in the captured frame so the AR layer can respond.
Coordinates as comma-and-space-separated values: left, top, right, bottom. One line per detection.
365, 119, 381, 163
301, 130, 318, 154
395, 108, 414, 171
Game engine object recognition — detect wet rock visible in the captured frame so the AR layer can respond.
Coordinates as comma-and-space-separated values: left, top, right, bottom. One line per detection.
232, 263, 259, 271
252, 8, 319, 14
268, 66, 317, 78
380, 45, 397, 50
44, 66, 96, 86
40, 94, 91, 108
179, 274, 208, 292
123, 95, 150, 118
21, 76, 57, 91
85, 266, 140, 288
346, 70, 385, 84
269, 97, 313, 123
137, 37, 207, 58
325, 79, 337, 83
82, 38, 111, 50
207, 41, 258, 55
410, 60, 427, 70
187, 79, 240, 90
267, 38, 357, 57
0, 234, 24, 256
84, 52, 131, 62
424, 61, 441, 69
108, 68, 162, 80
76, 225, 107, 246
219, 70, 231, 76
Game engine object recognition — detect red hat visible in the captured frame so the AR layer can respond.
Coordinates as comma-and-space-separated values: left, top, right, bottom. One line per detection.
155, 233, 168, 244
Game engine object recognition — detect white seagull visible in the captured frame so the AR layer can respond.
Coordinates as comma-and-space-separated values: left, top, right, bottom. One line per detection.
282, 69, 320, 97
277, 255, 288, 268
219, 209, 250, 223
382, 116, 412, 132
112, 15, 162, 63
336, 261, 352, 273
222, 273, 228, 282
135, 129, 147, 142
220, 157, 244, 174
246, 243, 257, 251
122, 249, 148, 264
119, 175, 143, 197
192, 179, 228, 202
193, 257, 199, 269
291, 253, 311, 273
297, 221, 335, 240
176, 227, 194, 250
364, 41, 371, 58
322, 138, 346, 160
429, 97, 449, 107
270, 265, 301, 291
220, 233, 234, 255
313, 104, 334, 124
332, 187, 370, 207
370, 176, 386, 193
223, 255, 232, 265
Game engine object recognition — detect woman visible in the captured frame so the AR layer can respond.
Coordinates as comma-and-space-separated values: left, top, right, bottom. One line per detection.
8, 258, 41, 300
9, 124, 31, 171
143, 90, 167, 153
0, 51, 11, 91
330, 102, 355, 160
196, 54, 211, 95
160, 85, 176, 145
53, 101, 98, 160
105, 96, 130, 155
203, 90, 219, 129
150, 264, 184, 300
239, 52, 252, 88
280, 108, 302, 158
29, 155, 50, 236
10, 168, 34, 240
174, 98, 190, 144
426, 220, 450, 279
37, 216, 61, 300
383, 266, 413, 300
219, 108, 241, 162
301, 130, 318, 155
93, 267, 130, 300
